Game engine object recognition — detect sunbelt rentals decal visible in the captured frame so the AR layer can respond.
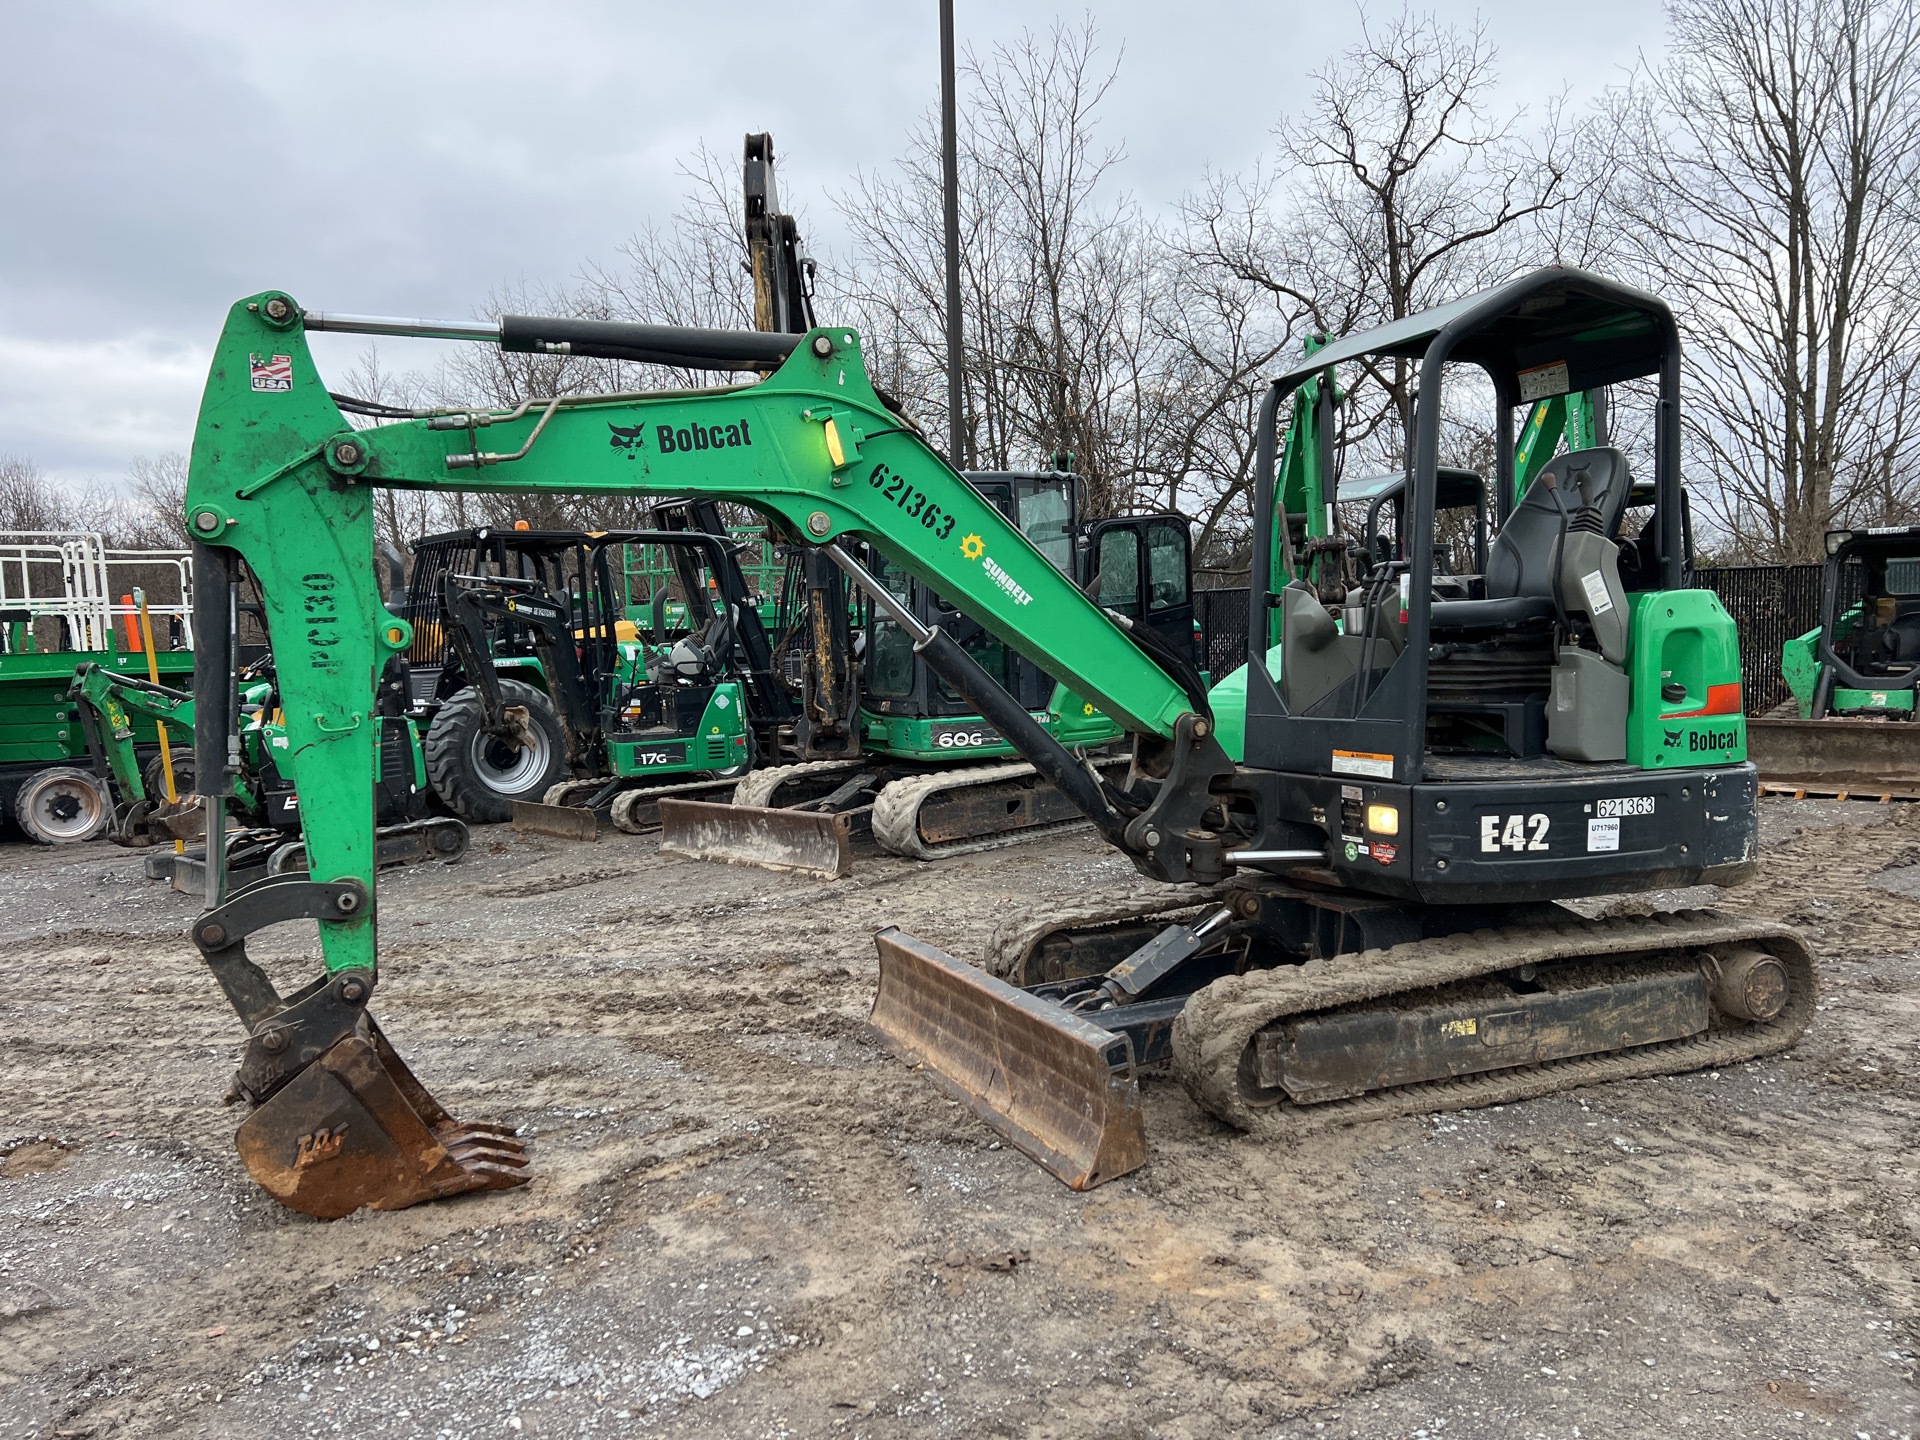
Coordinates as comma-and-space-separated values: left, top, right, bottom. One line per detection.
959, 532, 1032, 607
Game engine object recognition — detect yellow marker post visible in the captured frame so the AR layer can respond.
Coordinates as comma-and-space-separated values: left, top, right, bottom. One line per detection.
135, 589, 184, 856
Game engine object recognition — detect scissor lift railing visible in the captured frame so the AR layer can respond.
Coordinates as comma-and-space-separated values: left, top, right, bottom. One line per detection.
0, 532, 193, 654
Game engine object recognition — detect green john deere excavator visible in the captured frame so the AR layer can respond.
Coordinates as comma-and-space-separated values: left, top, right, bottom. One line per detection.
177, 265, 1808, 1216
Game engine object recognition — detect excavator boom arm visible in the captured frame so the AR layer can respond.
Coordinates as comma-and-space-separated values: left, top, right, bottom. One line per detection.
184, 293, 1208, 978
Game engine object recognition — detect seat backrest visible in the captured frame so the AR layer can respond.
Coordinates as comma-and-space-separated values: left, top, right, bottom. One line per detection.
1486, 448, 1632, 601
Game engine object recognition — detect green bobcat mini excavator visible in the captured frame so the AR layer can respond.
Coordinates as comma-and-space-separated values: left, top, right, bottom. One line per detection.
180, 267, 1809, 1216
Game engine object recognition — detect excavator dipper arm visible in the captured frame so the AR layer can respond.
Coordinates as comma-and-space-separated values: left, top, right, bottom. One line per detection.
183, 292, 1232, 1215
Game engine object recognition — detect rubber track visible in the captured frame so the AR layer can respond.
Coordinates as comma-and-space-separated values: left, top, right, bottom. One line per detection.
872, 759, 1131, 862
542, 778, 609, 808
1169, 907, 1817, 1136
981, 880, 1227, 980
731, 759, 864, 809
608, 778, 742, 834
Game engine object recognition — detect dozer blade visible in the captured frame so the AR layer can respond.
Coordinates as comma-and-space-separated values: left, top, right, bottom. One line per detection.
511, 799, 602, 841
657, 796, 852, 880
234, 1018, 528, 1220
869, 927, 1146, 1190
1748, 717, 1920, 799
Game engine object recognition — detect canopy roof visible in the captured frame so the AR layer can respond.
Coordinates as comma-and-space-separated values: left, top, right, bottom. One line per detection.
1338, 466, 1485, 510
1275, 268, 1674, 402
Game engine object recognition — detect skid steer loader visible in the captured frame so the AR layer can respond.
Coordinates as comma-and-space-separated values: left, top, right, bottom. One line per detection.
395, 517, 788, 836
175, 265, 1808, 1217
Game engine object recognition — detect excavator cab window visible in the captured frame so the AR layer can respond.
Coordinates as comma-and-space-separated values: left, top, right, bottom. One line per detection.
865, 556, 918, 698
1148, 521, 1188, 613
1095, 528, 1141, 610
1013, 477, 1075, 575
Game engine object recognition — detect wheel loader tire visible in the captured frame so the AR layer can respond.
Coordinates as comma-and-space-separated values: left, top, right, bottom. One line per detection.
424, 681, 566, 824
14, 766, 110, 844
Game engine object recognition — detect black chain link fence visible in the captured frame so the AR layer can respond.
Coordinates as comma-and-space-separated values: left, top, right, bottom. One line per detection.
1195, 587, 1251, 678
1692, 564, 1826, 715
1197, 567, 1834, 714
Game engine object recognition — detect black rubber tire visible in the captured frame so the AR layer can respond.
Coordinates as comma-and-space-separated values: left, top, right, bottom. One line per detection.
13, 766, 110, 844
142, 751, 195, 803
424, 680, 567, 824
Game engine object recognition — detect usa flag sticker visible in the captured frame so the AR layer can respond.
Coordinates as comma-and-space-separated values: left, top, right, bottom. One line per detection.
249, 353, 293, 392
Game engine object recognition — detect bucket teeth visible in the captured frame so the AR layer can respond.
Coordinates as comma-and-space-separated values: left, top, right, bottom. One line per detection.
233, 1027, 530, 1219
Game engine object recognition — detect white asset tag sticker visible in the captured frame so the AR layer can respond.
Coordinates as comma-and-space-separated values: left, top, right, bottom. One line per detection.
1580, 570, 1615, 614
1517, 360, 1570, 402
1587, 817, 1621, 852
1331, 749, 1395, 779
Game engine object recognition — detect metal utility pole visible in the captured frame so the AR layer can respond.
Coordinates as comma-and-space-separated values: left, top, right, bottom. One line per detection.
939, 0, 968, 469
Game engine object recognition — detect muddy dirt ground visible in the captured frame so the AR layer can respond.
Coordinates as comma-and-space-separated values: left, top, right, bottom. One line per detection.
1, 799, 1916, 1439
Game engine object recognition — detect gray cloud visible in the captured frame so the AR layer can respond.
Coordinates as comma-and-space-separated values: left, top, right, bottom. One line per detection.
0, 0, 1664, 485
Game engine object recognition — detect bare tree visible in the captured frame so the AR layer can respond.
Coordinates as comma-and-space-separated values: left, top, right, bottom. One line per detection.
836, 19, 1226, 518
1608, 0, 1920, 560
1182, 7, 1577, 483
123, 453, 192, 548
0, 454, 136, 538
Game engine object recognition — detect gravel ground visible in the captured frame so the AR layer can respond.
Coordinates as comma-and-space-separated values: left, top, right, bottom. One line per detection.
0, 798, 1915, 1439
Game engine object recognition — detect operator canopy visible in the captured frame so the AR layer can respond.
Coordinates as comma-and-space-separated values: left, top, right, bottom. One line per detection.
1272, 266, 1673, 401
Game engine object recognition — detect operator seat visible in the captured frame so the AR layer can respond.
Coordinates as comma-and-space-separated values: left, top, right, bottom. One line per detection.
1430, 448, 1633, 637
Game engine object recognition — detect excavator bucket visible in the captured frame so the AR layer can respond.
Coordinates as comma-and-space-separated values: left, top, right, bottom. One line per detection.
657, 796, 852, 880
869, 928, 1146, 1190
1748, 717, 1920, 799
234, 1018, 529, 1220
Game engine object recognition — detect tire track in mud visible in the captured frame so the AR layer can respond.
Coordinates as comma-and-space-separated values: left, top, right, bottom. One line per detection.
10, 810, 1920, 1438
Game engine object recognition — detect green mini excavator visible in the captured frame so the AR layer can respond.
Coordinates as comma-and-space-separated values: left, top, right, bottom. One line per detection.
67, 658, 468, 879
178, 267, 1808, 1217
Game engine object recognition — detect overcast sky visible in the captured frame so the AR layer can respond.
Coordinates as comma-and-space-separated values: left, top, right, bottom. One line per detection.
1, 0, 1669, 492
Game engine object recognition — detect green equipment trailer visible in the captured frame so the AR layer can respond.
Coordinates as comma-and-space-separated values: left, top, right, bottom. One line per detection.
0, 532, 194, 843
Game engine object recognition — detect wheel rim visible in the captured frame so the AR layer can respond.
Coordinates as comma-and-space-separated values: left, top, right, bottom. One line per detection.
467, 725, 552, 795
27, 776, 105, 841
